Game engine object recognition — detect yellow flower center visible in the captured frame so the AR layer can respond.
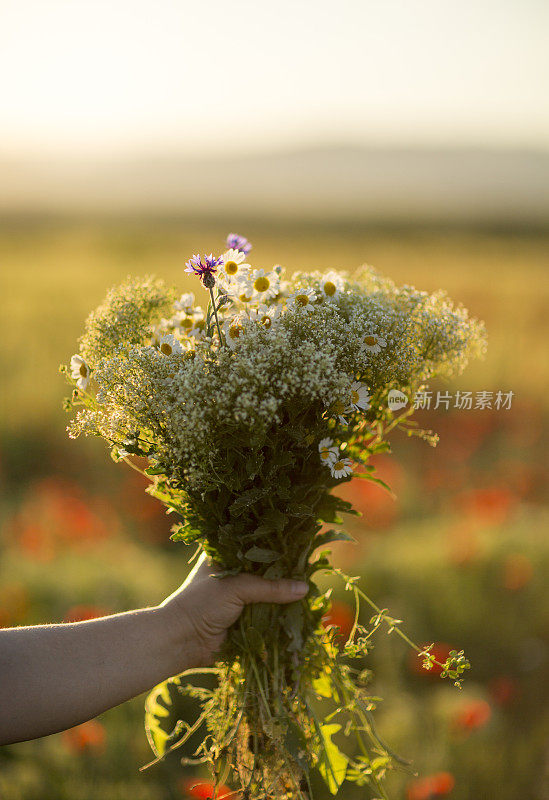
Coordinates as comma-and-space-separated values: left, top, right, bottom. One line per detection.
239, 292, 251, 303
320, 448, 331, 460
364, 335, 377, 346
79, 364, 88, 378
225, 260, 238, 275
260, 315, 272, 329
333, 460, 344, 471
324, 281, 336, 296
351, 390, 360, 404
229, 324, 242, 339
160, 342, 173, 355
296, 293, 309, 306
254, 276, 270, 293
181, 318, 194, 331
332, 400, 346, 415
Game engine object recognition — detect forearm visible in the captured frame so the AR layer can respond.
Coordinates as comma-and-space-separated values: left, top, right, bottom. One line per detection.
0, 605, 193, 745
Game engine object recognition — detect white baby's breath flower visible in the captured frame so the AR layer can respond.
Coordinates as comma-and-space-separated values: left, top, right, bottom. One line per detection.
361, 333, 387, 354
249, 269, 280, 302
349, 381, 371, 411
174, 292, 195, 312
330, 457, 354, 479
223, 316, 245, 349
319, 271, 345, 301
287, 287, 317, 313
158, 334, 184, 356
70, 355, 90, 391
318, 437, 339, 466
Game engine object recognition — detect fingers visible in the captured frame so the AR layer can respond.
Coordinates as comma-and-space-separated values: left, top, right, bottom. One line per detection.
227, 574, 309, 606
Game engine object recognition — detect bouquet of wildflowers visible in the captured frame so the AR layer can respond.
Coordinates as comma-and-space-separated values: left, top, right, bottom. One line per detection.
63, 233, 486, 799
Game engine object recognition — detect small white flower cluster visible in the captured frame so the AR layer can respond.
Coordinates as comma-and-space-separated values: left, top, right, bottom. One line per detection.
66, 238, 486, 492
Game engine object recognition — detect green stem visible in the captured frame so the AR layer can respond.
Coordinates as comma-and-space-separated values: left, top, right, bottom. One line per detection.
209, 287, 224, 345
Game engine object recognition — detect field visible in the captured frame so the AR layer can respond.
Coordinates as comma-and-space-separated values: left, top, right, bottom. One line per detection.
1, 219, 548, 799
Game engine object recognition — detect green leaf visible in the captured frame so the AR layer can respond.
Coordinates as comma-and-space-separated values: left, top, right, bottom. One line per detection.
312, 670, 334, 700
317, 723, 349, 794
289, 503, 314, 518
282, 601, 304, 651
243, 546, 281, 563
145, 465, 165, 476
144, 677, 181, 758
170, 521, 202, 544
262, 507, 288, 533
229, 487, 268, 517
313, 529, 355, 549
316, 494, 360, 523
284, 722, 310, 769
353, 473, 395, 497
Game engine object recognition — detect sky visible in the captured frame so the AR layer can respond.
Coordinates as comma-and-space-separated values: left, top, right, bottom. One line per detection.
1, 0, 548, 157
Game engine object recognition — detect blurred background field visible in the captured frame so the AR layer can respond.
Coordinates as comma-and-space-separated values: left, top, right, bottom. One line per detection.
1, 0, 549, 797
1, 218, 548, 800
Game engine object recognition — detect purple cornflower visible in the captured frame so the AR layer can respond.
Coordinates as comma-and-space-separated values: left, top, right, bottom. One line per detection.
226, 233, 252, 255
184, 253, 223, 288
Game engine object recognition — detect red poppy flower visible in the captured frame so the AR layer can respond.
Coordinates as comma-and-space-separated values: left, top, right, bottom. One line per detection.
180, 778, 237, 799
322, 600, 355, 641
453, 699, 492, 732
61, 720, 106, 753
63, 605, 110, 623
454, 487, 516, 526
503, 553, 533, 591
407, 771, 455, 799
488, 675, 518, 707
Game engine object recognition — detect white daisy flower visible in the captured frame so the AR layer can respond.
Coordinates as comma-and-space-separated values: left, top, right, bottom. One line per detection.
235, 280, 254, 304
361, 333, 387, 354
319, 271, 345, 301
220, 249, 250, 280
188, 316, 207, 339
318, 437, 339, 466
349, 382, 371, 412
329, 399, 352, 425
174, 292, 195, 312
278, 279, 293, 298
70, 355, 90, 391
330, 457, 354, 479
159, 316, 177, 332
223, 316, 245, 349
175, 312, 195, 334
249, 304, 279, 331
158, 334, 184, 356
250, 269, 280, 302
287, 287, 317, 313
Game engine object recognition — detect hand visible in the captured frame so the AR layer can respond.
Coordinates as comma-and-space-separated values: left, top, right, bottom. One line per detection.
159, 553, 309, 667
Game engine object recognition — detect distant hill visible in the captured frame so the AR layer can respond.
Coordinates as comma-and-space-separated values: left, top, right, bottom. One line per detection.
0, 145, 547, 224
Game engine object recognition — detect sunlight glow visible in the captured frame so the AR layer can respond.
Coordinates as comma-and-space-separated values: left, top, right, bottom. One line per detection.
1, 0, 548, 156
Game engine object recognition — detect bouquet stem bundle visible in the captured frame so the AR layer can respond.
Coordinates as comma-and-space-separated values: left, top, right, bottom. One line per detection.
63, 234, 486, 798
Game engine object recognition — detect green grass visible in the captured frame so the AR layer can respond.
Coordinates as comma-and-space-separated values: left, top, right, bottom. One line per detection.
1, 220, 548, 432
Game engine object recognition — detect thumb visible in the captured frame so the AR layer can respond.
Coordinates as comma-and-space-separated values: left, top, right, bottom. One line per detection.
226, 574, 309, 606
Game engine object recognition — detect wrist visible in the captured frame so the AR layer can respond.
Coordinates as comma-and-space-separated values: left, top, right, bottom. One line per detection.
152, 602, 203, 678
